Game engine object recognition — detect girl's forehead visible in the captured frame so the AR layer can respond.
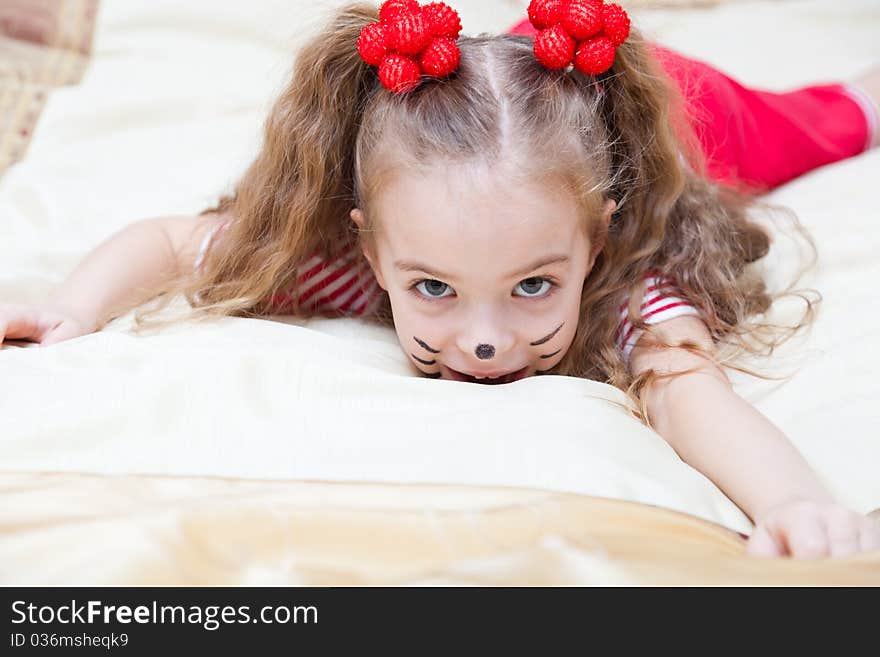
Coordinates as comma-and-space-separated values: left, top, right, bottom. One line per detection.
372, 165, 588, 274
375, 164, 583, 243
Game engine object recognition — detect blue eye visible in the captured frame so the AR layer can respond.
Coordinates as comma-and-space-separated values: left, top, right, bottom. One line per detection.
408, 277, 557, 302
515, 277, 553, 298
414, 279, 453, 299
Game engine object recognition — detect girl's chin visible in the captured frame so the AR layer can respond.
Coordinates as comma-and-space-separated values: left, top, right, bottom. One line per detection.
443, 364, 530, 385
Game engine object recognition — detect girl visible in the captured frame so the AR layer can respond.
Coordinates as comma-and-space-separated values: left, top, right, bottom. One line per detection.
1, 0, 879, 558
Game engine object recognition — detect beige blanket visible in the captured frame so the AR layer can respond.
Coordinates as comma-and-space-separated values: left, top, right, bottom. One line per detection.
3, 473, 878, 585
1, 0, 879, 584
0, 0, 98, 174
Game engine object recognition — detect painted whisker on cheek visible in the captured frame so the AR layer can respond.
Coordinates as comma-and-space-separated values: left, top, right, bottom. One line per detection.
532, 322, 565, 375
412, 336, 442, 378
414, 336, 440, 354
530, 321, 564, 346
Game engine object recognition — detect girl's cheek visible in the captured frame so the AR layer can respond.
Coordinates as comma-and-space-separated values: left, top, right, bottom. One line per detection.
394, 307, 440, 340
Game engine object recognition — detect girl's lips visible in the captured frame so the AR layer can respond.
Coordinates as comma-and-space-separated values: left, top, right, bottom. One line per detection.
446, 365, 529, 384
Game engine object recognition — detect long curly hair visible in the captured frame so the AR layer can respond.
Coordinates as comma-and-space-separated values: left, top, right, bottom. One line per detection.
136, 2, 819, 423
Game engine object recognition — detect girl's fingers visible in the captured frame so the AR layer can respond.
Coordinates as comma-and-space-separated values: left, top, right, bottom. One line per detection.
2, 306, 89, 347
0, 309, 40, 343
746, 523, 783, 558
826, 512, 861, 558
750, 507, 880, 559
783, 513, 830, 559
859, 518, 880, 553
40, 321, 83, 346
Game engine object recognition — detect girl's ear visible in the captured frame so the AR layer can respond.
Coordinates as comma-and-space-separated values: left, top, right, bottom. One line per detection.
600, 198, 617, 229
588, 198, 617, 267
350, 208, 387, 289
350, 207, 370, 260
350, 207, 365, 230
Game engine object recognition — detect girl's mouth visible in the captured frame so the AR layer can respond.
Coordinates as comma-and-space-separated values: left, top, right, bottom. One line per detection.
445, 365, 529, 385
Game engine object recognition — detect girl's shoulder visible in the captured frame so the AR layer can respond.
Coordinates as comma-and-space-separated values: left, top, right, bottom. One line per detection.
193, 212, 236, 271
615, 269, 701, 360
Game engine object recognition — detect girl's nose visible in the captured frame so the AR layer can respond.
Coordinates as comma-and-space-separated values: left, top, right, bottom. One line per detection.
475, 343, 495, 359
455, 307, 516, 361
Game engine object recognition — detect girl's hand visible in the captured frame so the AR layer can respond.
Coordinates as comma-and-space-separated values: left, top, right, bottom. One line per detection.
0, 302, 97, 348
747, 500, 880, 559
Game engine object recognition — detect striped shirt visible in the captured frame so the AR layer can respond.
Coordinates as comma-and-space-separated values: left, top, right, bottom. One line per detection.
194, 219, 384, 316
615, 270, 701, 360
195, 220, 701, 359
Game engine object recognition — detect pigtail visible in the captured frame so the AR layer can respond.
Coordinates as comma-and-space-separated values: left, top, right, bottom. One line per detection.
138, 3, 382, 326
550, 28, 701, 386
201, 2, 383, 317
594, 31, 691, 251
593, 32, 777, 312
566, 28, 819, 413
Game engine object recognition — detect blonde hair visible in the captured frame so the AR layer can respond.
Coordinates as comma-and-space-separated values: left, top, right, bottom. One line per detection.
137, 2, 819, 422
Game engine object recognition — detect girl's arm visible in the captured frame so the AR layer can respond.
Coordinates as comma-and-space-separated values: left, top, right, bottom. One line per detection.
1, 214, 226, 347
630, 315, 880, 558
46, 213, 226, 330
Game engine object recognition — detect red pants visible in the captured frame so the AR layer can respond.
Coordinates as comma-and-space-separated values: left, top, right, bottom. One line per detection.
508, 20, 877, 191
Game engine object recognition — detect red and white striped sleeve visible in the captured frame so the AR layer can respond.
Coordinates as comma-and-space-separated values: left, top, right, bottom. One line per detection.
266, 244, 383, 316
614, 270, 701, 361
193, 218, 232, 272
193, 219, 383, 317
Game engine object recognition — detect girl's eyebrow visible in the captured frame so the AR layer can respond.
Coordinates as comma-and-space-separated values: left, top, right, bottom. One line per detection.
395, 254, 570, 281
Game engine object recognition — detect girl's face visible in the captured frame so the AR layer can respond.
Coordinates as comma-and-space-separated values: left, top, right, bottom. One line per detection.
351, 163, 614, 384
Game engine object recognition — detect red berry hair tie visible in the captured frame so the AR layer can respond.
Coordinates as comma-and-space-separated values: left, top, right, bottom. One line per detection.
357, 0, 463, 93
528, 0, 631, 75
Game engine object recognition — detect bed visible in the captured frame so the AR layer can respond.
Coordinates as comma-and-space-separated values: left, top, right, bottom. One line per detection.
1, 0, 878, 585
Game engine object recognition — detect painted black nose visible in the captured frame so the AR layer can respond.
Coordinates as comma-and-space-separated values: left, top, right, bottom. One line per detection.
475, 344, 495, 359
